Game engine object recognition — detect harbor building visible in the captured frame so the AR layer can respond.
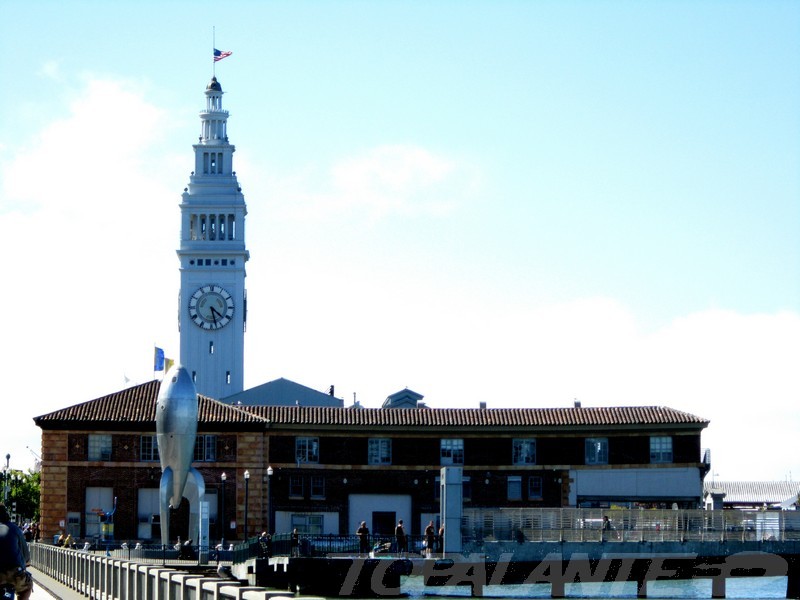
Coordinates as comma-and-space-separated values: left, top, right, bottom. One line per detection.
34, 77, 711, 545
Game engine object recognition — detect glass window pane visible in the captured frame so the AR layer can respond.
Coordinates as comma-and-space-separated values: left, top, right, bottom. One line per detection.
441, 439, 464, 465
88, 435, 112, 461
508, 476, 522, 501
585, 438, 608, 465
513, 439, 536, 465
528, 476, 543, 499
650, 436, 673, 463
368, 438, 391, 465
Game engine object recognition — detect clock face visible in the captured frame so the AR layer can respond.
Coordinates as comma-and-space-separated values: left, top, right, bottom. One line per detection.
188, 285, 234, 329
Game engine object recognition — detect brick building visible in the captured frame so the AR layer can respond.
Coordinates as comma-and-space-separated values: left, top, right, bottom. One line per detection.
35, 381, 710, 544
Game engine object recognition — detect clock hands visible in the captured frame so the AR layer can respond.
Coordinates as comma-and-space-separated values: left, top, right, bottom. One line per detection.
190, 286, 233, 329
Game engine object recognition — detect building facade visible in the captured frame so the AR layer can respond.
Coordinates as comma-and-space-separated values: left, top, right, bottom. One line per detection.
34, 385, 709, 544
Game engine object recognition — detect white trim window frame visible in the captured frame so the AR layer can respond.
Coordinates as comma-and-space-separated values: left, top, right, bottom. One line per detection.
512, 438, 536, 465
296, 437, 320, 464
585, 437, 609, 465
440, 439, 464, 465
368, 438, 392, 465
650, 436, 673, 463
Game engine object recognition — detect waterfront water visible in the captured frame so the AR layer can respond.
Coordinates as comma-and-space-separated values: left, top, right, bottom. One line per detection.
399, 576, 789, 599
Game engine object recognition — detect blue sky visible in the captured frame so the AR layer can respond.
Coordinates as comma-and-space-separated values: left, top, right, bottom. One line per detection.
2, 1, 799, 481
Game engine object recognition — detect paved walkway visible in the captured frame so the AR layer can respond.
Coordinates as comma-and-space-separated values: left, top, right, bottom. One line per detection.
29, 567, 86, 599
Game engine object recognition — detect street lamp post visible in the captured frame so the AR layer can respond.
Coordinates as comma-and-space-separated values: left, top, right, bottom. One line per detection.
220, 472, 227, 544
3, 454, 9, 504
266, 466, 273, 534
10, 474, 18, 520
243, 470, 250, 541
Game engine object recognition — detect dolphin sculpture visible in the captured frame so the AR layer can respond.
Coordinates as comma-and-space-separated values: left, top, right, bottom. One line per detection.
156, 365, 205, 547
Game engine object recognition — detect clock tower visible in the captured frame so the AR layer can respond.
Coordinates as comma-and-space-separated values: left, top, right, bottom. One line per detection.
177, 76, 249, 399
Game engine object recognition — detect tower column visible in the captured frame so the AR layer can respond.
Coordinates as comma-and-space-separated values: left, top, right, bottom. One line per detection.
178, 76, 250, 400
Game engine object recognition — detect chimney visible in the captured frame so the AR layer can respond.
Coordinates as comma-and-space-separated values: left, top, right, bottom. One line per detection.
574, 399, 581, 408
479, 402, 487, 409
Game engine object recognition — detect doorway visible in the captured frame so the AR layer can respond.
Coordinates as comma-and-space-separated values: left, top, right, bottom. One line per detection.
372, 511, 395, 536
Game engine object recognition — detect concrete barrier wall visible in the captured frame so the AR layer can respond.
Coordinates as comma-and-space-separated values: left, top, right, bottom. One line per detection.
30, 544, 285, 600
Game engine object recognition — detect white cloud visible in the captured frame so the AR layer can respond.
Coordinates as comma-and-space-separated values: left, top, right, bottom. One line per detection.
267, 144, 473, 221
250, 283, 799, 481
0, 76, 181, 473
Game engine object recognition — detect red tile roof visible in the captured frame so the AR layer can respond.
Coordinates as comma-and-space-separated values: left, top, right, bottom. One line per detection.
34, 380, 260, 428
34, 381, 708, 432
243, 405, 708, 428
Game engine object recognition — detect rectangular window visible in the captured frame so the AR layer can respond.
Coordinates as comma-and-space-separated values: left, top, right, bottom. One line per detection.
585, 438, 609, 465
512, 439, 537, 465
650, 436, 673, 463
140, 435, 160, 462
290, 514, 323, 535
440, 439, 464, 465
296, 437, 319, 464
289, 475, 304, 498
193, 435, 217, 462
368, 438, 392, 465
88, 434, 112, 461
528, 476, 543, 499
310, 476, 325, 499
507, 476, 522, 501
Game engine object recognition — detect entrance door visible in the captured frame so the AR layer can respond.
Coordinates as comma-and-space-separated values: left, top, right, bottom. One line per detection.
372, 511, 395, 536
85, 487, 113, 539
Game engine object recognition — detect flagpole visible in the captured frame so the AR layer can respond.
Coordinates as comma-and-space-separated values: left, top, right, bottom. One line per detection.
213, 26, 216, 77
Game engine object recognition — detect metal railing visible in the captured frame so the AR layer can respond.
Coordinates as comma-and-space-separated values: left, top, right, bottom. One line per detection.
232, 531, 436, 561
46, 508, 799, 568
29, 543, 277, 600
226, 508, 800, 563
461, 507, 800, 544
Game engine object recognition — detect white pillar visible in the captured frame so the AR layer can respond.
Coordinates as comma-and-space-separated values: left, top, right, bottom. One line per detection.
440, 466, 463, 554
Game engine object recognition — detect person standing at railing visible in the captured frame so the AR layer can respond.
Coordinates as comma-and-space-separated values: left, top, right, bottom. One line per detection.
356, 521, 370, 556
424, 521, 435, 557
602, 515, 619, 541
395, 520, 407, 556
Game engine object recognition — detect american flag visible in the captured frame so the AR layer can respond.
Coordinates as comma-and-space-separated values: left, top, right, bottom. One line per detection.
214, 48, 232, 62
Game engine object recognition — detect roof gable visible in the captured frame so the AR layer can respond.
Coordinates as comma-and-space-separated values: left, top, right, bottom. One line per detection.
34, 380, 261, 429
382, 388, 425, 408
222, 377, 343, 407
